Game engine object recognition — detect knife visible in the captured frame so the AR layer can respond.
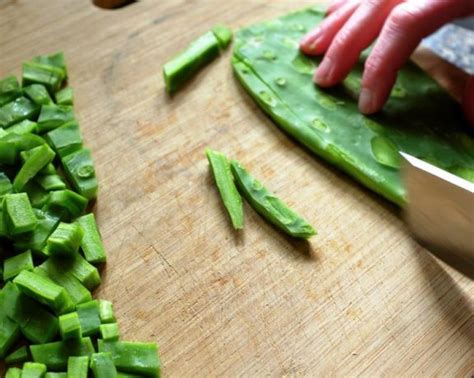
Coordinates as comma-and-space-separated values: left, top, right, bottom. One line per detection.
422, 17, 474, 75
400, 152, 474, 278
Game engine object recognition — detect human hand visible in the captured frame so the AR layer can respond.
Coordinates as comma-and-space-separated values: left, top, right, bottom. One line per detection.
300, 0, 474, 124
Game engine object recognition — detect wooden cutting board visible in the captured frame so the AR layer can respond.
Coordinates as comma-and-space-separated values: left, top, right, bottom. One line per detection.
1, 0, 473, 376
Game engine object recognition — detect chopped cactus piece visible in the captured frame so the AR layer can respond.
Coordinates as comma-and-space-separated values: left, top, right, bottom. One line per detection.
5, 345, 30, 365
55, 87, 74, 106
212, 24, 233, 49
0, 76, 22, 107
18, 362, 46, 378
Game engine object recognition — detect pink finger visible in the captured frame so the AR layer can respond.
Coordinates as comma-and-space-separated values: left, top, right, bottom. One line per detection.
327, 0, 350, 14
463, 76, 474, 126
300, 0, 359, 56
314, 0, 403, 87
360, 0, 474, 114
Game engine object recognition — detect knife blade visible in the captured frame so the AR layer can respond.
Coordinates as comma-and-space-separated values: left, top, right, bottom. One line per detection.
422, 18, 474, 74
400, 152, 474, 277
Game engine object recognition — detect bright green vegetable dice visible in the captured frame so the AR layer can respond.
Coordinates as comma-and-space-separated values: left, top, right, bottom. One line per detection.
14, 210, 60, 254
76, 213, 107, 264
1, 51, 161, 376
42, 190, 88, 221
0, 76, 22, 107
6, 368, 22, 378
13, 270, 75, 315
3, 193, 38, 235
5, 345, 30, 365
99, 300, 116, 324
98, 340, 160, 377
67, 355, 89, 378
45, 121, 83, 158
2, 281, 59, 344
3, 250, 34, 281
90, 352, 118, 378
0, 97, 39, 129
55, 88, 74, 106
22, 61, 64, 95
37, 105, 74, 133
32, 52, 68, 80
21, 362, 47, 378
24, 84, 54, 106
13, 144, 56, 192
7, 120, 38, 135
40, 253, 100, 290
61, 148, 98, 200
30, 337, 94, 371
35, 258, 92, 304
76, 300, 101, 337
0, 132, 45, 165
46, 222, 84, 257
59, 312, 82, 340
35, 173, 67, 191
99, 323, 119, 342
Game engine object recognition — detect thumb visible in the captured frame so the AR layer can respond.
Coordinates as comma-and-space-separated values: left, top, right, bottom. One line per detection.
463, 76, 474, 127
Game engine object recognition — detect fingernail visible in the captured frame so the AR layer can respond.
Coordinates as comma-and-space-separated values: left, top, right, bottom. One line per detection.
309, 36, 322, 52
359, 88, 374, 113
300, 28, 320, 48
300, 34, 313, 47
314, 57, 334, 85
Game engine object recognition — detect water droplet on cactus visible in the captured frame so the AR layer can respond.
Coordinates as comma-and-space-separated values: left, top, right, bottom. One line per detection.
293, 24, 307, 32
281, 37, 298, 49
249, 36, 264, 47
259, 91, 277, 107
310, 119, 329, 132
77, 165, 95, 178
292, 54, 315, 75
251, 180, 263, 191
371, 136, 401, 169
316, 93, 337, 110
275, 77, 286, 86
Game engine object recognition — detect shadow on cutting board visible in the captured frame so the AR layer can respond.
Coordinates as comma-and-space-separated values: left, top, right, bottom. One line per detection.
414, 244, 474, 348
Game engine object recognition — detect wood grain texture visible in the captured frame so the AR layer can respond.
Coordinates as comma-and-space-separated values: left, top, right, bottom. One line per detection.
0, 0, 473, 376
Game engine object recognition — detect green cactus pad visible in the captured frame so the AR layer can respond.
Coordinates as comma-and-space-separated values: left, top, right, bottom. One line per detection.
232, 7, 474, 206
